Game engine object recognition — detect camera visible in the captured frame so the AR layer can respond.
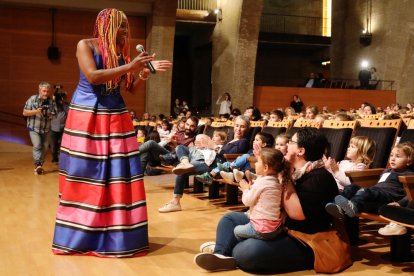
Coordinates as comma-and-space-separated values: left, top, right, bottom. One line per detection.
41, 100, 50, 117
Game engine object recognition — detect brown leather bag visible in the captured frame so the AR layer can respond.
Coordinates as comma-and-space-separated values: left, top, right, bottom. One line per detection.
288, 227, 352, 273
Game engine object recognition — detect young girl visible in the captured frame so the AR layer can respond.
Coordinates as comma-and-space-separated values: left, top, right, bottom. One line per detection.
196, 132, 274, 184
274, 134, 289, 156
327, 141, 414, 219
243, 134, 290, 183
136, 128, 147, 145
234, 148, 292, 240
323, 136, 376, 191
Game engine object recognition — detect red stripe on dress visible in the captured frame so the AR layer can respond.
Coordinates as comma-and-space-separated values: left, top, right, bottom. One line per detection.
56, 204, 148, 227
61, 135, 138, 156
59, 176, 146, 206
65, 110, 133, 134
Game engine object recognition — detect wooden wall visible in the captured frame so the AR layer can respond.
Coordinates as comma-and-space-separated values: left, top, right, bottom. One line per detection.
254, 86, 396, 112
0, 6, 147, 144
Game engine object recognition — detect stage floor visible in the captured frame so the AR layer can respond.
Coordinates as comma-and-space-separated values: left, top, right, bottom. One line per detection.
0, 140, 412, 275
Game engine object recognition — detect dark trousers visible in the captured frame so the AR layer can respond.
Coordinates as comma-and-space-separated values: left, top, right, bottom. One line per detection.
341, 185, 394, 213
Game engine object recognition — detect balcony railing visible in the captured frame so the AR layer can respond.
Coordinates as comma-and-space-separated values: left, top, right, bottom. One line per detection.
261, 13, 331, 37
177, 0, 217, 10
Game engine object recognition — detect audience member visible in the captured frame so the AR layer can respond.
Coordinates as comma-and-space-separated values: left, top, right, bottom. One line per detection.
158, 115, 251, 213
290, 95, 304, 113
305, 105, 319, 120
138, 116, 199, 174
369, 67, 379, 89
194, 128, 338, 273
327, 142, 414, 219
358, 67, 371, 89
304, 72, 318, 88
323, 136, 376, 191
216, 92, 232, 117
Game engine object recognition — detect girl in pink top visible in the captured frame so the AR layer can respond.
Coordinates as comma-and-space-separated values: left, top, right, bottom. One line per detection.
323, 136, 376, 191
235, 148, 292, 240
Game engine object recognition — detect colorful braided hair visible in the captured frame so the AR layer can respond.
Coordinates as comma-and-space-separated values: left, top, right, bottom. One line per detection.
93, 8, 134, 91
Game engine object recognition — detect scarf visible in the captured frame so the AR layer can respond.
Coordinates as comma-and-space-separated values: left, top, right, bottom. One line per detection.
292, 159, 325, 181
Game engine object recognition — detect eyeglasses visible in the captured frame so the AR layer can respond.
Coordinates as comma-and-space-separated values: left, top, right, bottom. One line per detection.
288, 139, 298, 145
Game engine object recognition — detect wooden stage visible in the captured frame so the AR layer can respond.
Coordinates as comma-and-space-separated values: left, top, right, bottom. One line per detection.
0, 140, 413, 275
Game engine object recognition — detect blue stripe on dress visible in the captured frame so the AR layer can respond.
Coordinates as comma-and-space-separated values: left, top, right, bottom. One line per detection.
60, 152, 142, 180
53, 224, 148, 254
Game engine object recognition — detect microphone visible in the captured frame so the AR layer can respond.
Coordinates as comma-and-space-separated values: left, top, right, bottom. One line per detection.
136, 44, 156, 74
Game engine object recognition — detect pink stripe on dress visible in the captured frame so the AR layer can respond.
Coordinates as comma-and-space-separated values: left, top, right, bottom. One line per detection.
56, 205, 148, 227
61, 135, 138, 156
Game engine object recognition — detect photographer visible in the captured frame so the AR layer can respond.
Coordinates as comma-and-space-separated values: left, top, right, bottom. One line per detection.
23, 81, 57, 175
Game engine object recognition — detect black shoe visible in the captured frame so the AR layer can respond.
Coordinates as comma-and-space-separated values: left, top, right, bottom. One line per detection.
194, 253, 237, 271
379, 205, 414, 228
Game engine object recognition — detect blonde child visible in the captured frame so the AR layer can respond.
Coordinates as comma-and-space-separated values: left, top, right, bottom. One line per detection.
327, 142, 414, 219
211, 129, 227, 153
235, 148, 291, 240
196, 132, 274, 184
274, 134, 289, 156
136, 129, 147, 145
323, 136, 376, 191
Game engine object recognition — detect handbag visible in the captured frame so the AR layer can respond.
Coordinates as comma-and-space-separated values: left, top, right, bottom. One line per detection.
287, 226, 352, 273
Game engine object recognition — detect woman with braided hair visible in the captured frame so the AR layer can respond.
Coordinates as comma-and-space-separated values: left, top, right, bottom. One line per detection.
52, 8, 171, 257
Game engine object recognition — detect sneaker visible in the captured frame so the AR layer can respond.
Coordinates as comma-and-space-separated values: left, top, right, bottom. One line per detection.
172, 159, 194, 175
194, 253, 237, 271
195, 172, 213, 185
34, 165, 44, 175
217, 162, 230, 172
159, 153, 177, 165
158, 201, 182, 213
334, 195, 358, 217
233, 169, 245, 182
378, 222, 407, 236
325, 203, 345, 222
220, 171, 235, 184
199, 241, 216, 253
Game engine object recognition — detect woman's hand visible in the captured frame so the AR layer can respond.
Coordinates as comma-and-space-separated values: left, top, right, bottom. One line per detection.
152, 59, 172, 72
129, 52, 154, 72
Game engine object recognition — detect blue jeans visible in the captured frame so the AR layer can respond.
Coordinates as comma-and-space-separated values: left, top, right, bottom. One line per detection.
173, 145, 210, 197
234, 219, 282, 241
214, 212, 313, 273
341, 185, 394, 214
211, 153, 251, 174
138, 140, 170, 171
29, 130, 51, 165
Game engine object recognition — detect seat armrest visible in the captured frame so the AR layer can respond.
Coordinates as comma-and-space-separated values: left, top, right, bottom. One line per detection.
398, 175, 414, 201
345, 168, 384, 188
223, 154, 242, 162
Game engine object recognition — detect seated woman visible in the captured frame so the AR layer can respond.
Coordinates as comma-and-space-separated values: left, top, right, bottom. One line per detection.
194, 128, 339, 273
158, 115, 251, 213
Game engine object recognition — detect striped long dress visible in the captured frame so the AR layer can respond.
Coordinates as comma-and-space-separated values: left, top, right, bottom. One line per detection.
52, 51, 148, 257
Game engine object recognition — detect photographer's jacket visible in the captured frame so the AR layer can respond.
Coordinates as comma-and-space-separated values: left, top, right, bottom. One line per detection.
24, 95, 57, 134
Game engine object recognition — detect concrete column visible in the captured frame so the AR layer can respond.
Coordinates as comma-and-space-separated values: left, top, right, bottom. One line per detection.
211, 0, 263, 116
146, 0, 177, 116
